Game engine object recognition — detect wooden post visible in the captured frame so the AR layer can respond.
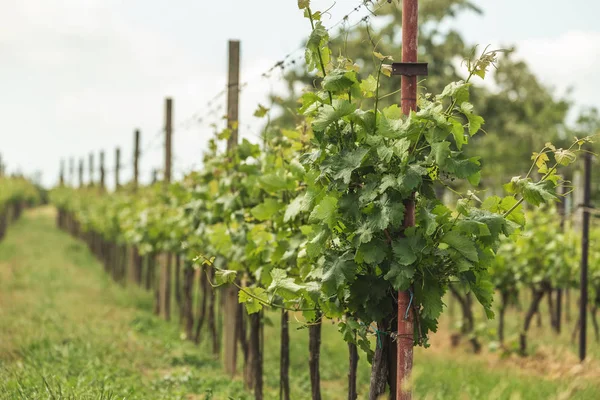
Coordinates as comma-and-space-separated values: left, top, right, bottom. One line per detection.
160, 98, 173, 321
69, 158, 75, 186
59, 159, 65, 186
223, 39, 241, 378
115, 147, 121, 190
78, 159, 84, 188
99, 151, 106, 190
89, 153, 94, 187
164, 99, 173, 189
227, 40, 240, 150
579, 152, 592, 361
133, 129, 140, 192
152, 169, 158, 184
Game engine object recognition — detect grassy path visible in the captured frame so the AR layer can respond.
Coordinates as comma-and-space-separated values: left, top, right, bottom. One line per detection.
0, 207, 599, 399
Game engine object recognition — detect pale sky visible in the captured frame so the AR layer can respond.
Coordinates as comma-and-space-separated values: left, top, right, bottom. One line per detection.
1, 0, 599, 187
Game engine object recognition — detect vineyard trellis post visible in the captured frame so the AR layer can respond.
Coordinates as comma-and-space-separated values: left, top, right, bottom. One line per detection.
133, 129, 140, 193
78, 159, 84, 188
100, 151, 106, 191
556, 184, 568, 334
394, 0, 422, 397
89, 153, 94, 187
59, 159, 65, 187
160, 97, 174, 321
69, 158, 75, 187
115, 147, 121, 190
579, 151, 592, 361
223, 38, 241, 379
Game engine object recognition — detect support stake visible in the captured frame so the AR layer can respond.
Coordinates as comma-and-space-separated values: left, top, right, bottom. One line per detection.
579, 151, 592, 361
395, 0, 422, 398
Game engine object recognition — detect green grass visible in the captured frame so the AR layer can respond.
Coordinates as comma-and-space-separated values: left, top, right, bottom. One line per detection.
0, 207, 599, 399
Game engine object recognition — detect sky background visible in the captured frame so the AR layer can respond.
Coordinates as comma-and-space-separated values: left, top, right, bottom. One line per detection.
1, 0, 599, 188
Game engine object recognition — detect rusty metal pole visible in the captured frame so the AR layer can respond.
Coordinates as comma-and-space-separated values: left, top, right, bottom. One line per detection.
223, 39, 241, 379
115, 147, 121, 190
133, 129, 140, 193
59, 159, 65, 187
398, 0, 418, 398
69, 158, 75, 187
99, 151, 106, 191
78, 159, 84, 188
579, 152, 592, 361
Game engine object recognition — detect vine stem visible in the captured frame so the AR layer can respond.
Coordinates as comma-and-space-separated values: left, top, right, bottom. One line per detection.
307, 7, 333, 105
504, 138, 584, 218
203, 270, 318, 312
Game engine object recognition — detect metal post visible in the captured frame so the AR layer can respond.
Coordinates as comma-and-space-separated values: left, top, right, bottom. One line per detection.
133, 129, 140, 192
161, 98, 173, 322
224, 39, 241, 378
226, 40, 240, 151
99, 151, 105, 190
89, 153, 94, 187
59, 159, 65, 186
164, 99, 173, 187
115, 147, 121, 190
397, 0, 419, 398
579, 152, 592, 361
69, 158, 75, 186
78, 159, 84, 188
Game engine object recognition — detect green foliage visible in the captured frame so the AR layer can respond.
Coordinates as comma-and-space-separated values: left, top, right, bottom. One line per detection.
48, 0, 592, 365
0, 177, 41, 213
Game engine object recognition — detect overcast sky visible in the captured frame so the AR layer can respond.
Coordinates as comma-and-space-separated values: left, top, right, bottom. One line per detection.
1, 0, 599, 187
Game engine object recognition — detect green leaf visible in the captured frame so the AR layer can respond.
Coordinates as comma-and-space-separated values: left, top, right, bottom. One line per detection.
418, 208, 438, 236
430, 141, 451, 167
460, 102, 484, 135
323, 69, 357, 92
373, 51, 392, 61
554, 149, 576, 166
312, 101, 356, 131
522, 180, 558, 206
284, 195, 304, 222
438, 81, 470, 105
441, 231, 478, 262
309, 195, 338, 228
253, 104, 269, 118
357, 239, 387, 265
416, 277, 445, 320
298, 0, 309, 9
500, 196, 525, 226
259, 173, 295, 192
398, 165, 426, 194
355, 223, 373, 244
322, 253, 357, 293
215, 269, 237, 286
251, 199, 282, 221
321, 147, 369, 184
379, 175, 398, 193
446, 157, 480, 179
471, 273, 495, 319
449, 117, 466, 149
392, 238, 417, 266
393, 138, 411, 161
267, 269, 304, 300
239, 287, 267, 314
360, 75, 378, 98
384, 263, 415, 291
377, 145, 394, 163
